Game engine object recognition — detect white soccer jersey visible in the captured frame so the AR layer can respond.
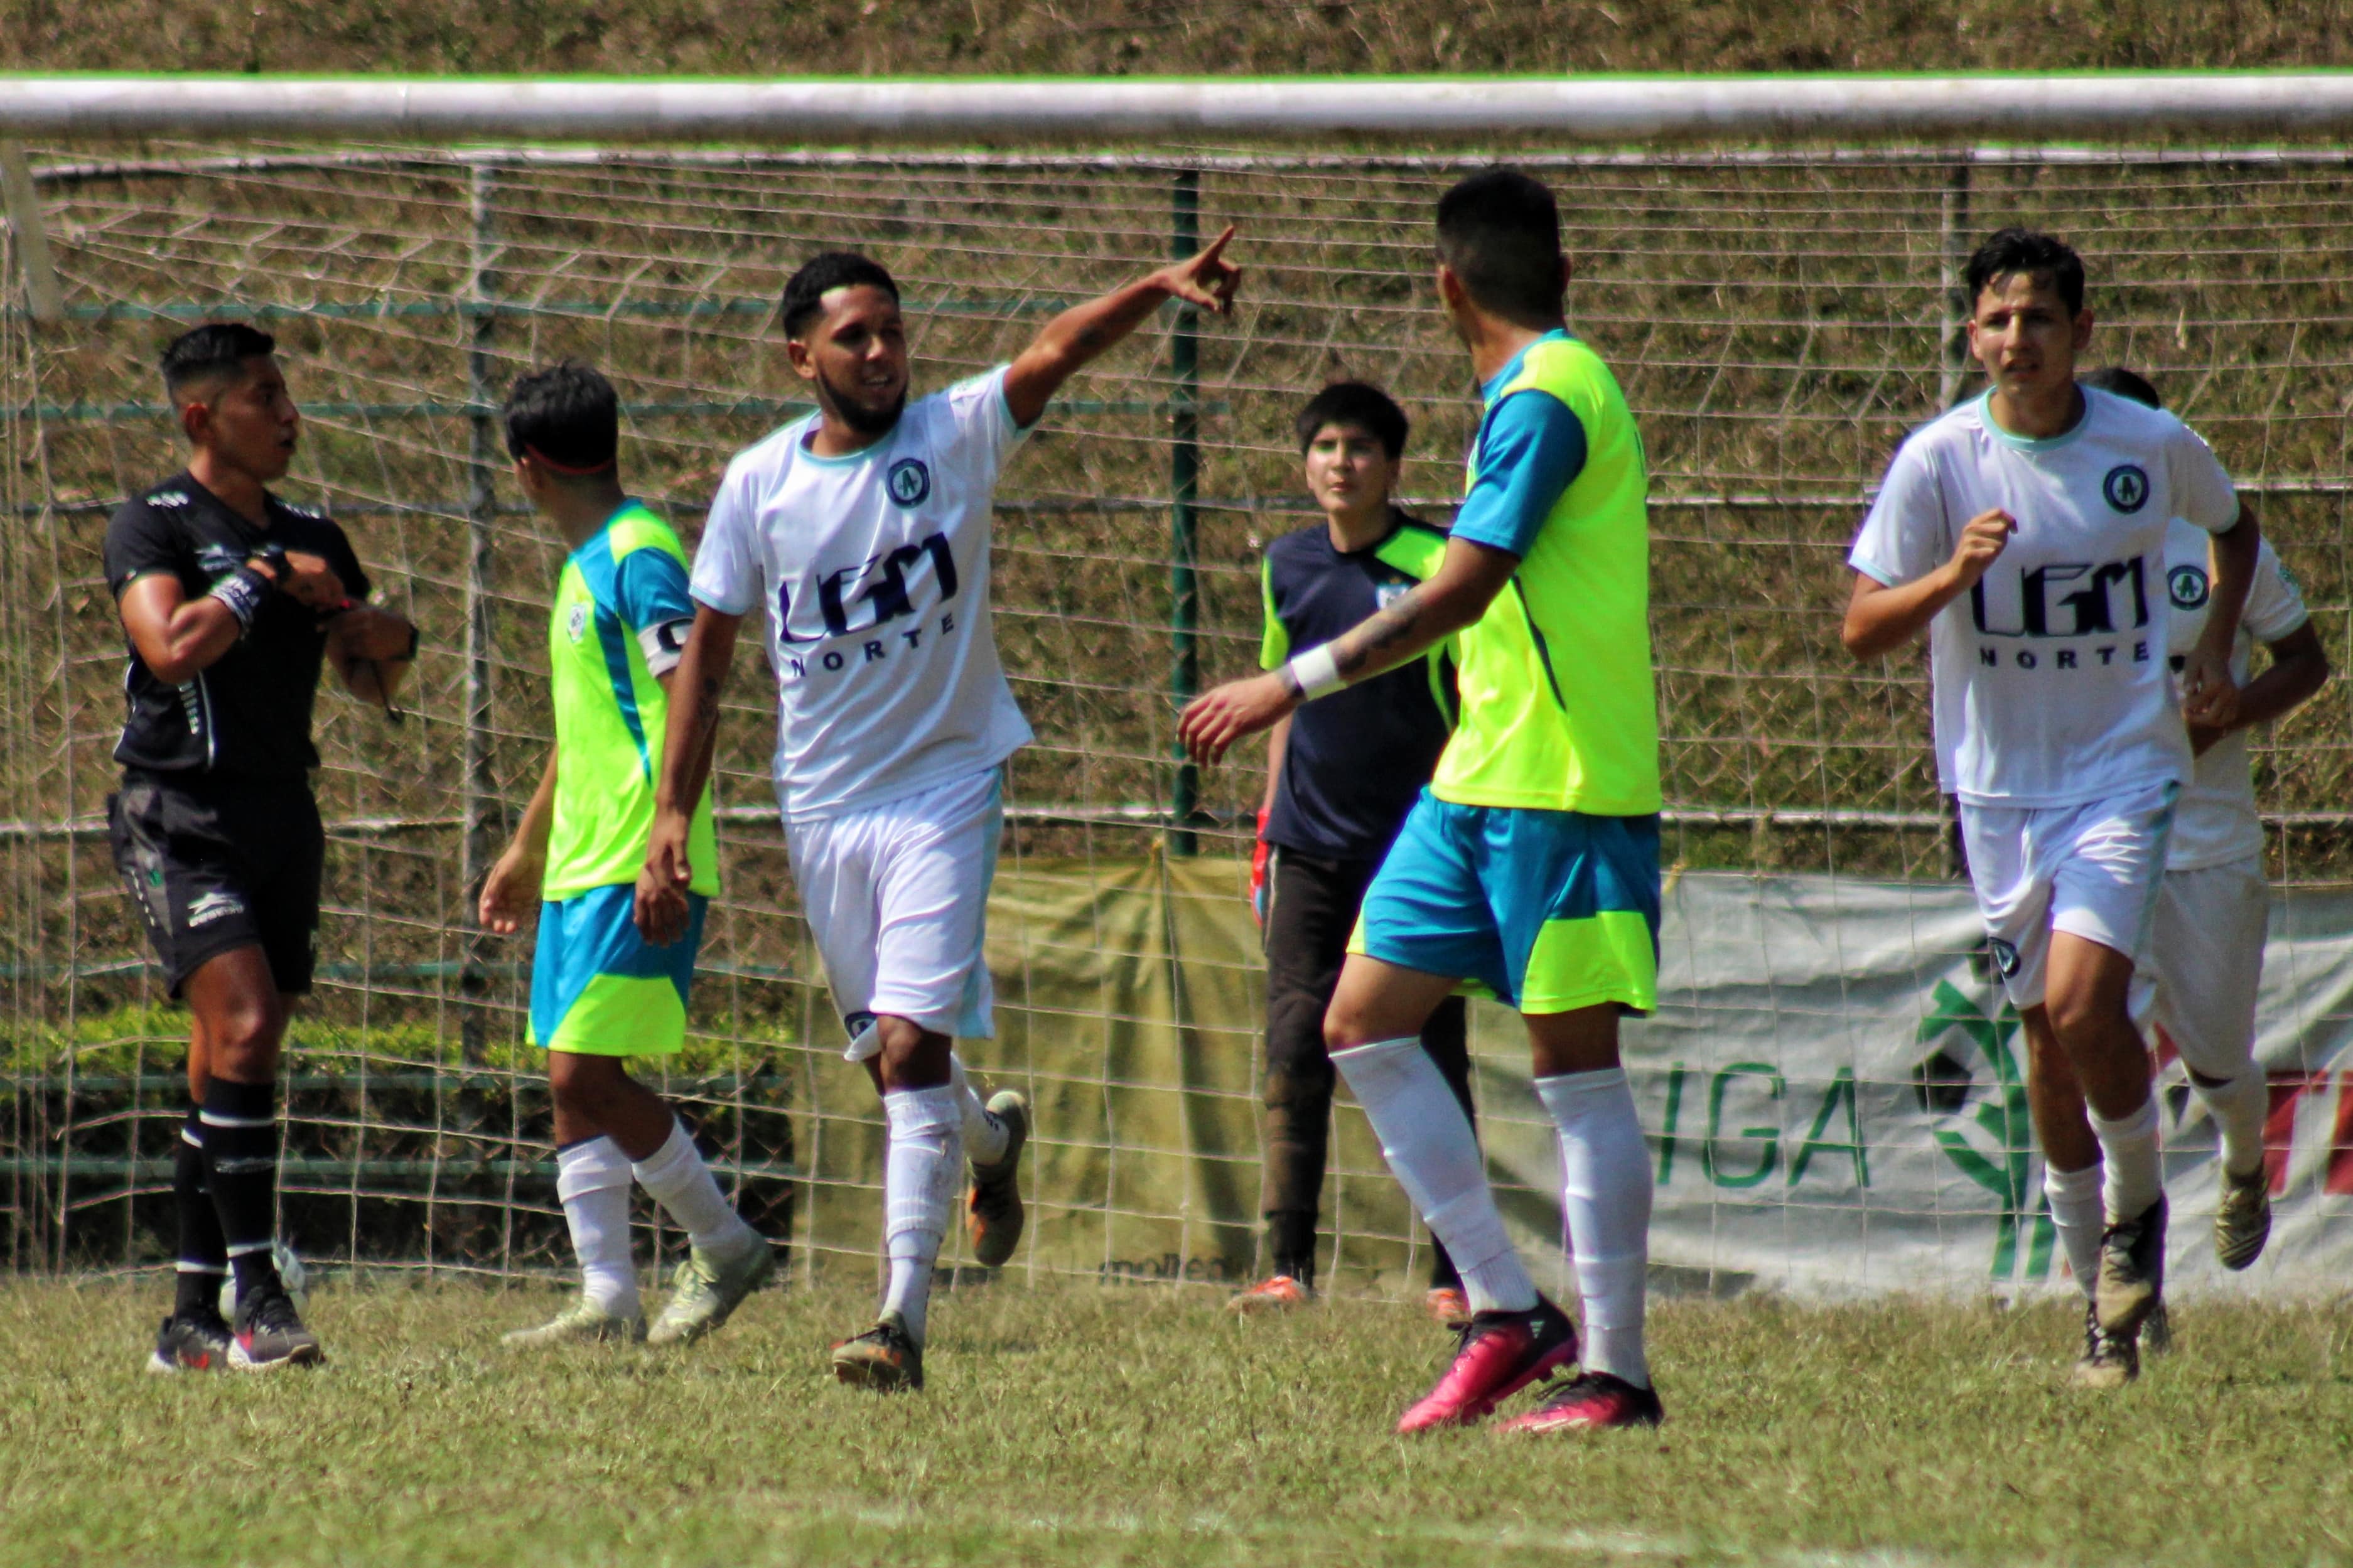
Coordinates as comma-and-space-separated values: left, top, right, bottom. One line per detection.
2162, 522, 2308, 869
690, 367, 1035, 820
1849, 386, 2240, 807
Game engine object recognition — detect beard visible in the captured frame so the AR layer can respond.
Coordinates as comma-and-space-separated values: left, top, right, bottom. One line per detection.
817, 364, 907, 438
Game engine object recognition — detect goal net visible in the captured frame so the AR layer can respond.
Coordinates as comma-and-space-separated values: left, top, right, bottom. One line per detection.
3, 142, 2348, 1298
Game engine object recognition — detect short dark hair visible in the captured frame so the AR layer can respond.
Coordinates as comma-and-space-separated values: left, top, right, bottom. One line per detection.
503, 359, 619, 475
1964, 227, 2087, 317
1435, 169, 1566, 326
1294, 382, 1409, 460
780, 252, 901, 340
2079, 365, 2161, 410
158, 321, 276, 398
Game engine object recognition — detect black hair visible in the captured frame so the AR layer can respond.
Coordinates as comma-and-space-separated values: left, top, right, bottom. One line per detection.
780, 252, 901, 340
2079, 365, 2161, 410
502, 359, 620, 475
158, 321, 277, 398
1435, 168, 1566, 327
1294, 381, 1409, 460
1963, 227, 2087, 317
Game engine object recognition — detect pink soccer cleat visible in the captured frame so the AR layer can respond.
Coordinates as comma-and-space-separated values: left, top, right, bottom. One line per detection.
1496, 1370, 1664, 1434
1394, 1296, 1578, 1434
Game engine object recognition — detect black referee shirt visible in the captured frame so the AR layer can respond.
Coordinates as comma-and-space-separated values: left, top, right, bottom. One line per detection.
103, 471, 369, 780
1257, 513, 1456, 863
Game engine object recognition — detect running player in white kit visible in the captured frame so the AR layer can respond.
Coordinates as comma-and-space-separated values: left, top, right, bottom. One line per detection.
638, 237, 1242, 1390
1841, 228, 2261, 1386
2028, 366, 2329, 1385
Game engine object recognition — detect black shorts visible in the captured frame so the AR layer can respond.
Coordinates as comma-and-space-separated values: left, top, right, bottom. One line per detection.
107, 771, 324, 997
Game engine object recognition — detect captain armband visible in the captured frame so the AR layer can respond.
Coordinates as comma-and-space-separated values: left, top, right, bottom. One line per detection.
1283, 643, 1347, 702
639, 617, 692, 679
207, 567, 272, 635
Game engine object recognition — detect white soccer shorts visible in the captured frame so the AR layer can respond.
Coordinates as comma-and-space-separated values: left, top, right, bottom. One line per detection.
2150, 855, 2268, 1082
1959, 781, 2177, 1013
783, 766, 1003, 1061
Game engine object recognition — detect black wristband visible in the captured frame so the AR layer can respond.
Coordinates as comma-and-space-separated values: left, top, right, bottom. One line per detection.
208, 566, 272, 634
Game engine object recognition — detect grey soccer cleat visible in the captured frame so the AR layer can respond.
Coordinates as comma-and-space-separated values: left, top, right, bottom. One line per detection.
645, 1236, 774, 1347
502, 1296, 647, 1348
2069, 1299, 2140, 1390
2214, 1163, 2272, 1272
965, 1090, 1030, 1269
2094, 1194, 2167, 1341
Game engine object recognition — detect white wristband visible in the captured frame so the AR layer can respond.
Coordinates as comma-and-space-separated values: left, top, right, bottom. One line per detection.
1286, 644, 1346, 701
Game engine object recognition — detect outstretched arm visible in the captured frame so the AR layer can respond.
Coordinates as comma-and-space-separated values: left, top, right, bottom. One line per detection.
635, 603, 743, 945
1178, 537, 1520, 764
1001, 226, 1242, 429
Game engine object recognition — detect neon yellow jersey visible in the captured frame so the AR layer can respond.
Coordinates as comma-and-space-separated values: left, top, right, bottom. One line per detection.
1434, 331, 1662, 815
543, 502, 719, 900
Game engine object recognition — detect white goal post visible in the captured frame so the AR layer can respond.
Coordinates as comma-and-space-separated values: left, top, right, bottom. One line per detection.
5, 72, 2353, 143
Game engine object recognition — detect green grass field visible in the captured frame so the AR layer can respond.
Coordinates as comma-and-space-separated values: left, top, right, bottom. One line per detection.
4, 1279, 2350, 1567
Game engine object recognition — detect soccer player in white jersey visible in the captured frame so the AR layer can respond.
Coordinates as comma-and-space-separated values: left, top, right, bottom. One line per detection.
639, 239, 1243, 1390
2024, 365, 2328, 1387
1841, 228, 2261, 1382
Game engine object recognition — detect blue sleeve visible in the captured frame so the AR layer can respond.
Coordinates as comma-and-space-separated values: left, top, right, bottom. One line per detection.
613, 547, 695, 633
1450, 390, 1588, 559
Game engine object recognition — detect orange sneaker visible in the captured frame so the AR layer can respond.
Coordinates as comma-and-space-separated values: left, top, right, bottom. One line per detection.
1227, 1274, 1314, 1314
1424, 1286, 1469, 1326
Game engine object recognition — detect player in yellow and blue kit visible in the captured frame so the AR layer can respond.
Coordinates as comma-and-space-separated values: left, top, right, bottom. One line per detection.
478, 361, 773, 1348
1183, 169, 1664, 1436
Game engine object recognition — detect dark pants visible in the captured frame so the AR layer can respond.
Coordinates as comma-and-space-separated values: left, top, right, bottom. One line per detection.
1261, 846, 1473, 1290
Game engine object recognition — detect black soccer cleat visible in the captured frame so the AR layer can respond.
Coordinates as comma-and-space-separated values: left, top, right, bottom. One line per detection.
230, 1286, 323, 1372
148, 1309, 234, 1375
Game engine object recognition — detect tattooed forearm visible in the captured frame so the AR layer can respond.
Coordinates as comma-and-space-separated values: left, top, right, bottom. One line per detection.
1332, 585, 1435, 681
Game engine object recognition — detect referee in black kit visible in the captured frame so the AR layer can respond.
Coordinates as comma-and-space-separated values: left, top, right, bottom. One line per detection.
107, 323, 416, 1373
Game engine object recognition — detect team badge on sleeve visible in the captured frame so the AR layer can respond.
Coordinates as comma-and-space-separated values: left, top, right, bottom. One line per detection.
2167, 564, 2209, 610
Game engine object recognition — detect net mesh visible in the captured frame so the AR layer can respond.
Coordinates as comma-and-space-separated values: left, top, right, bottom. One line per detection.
4, 145, 2349, 1292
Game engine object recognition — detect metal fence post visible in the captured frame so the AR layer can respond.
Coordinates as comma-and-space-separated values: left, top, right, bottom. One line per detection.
1937, 156, 1973, 411
1168, 167, 1201, 859
460, 163, 500, 1060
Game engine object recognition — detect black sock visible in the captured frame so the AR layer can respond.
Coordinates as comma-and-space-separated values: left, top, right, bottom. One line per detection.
1268, 1211, 1317, 1288
172, 1106, 230, 1318
1428, 1235, 1462, 1293
201, 1078, 283, 1301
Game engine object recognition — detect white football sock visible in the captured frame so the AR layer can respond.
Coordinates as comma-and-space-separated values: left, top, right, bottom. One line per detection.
556, 1137, 638, 1315
632, 1120, 758, 1255
2087, 1096, 2164, 1224
2042, 1159, 2105, 1300
2194, 1068, 2269, 1180
1333, 1036, 1536, 1315
1535, 1068, 1652, 1388
882, 1085, 963, 1346
950, 1051, 1010, 1167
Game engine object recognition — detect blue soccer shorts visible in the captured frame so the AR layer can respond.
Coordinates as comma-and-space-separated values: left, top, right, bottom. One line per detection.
529, 883, 709, 1056
1349, 793, 1661, 1014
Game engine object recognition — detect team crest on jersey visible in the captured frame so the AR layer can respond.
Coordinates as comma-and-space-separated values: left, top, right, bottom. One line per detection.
1375, 581, 1411, 609
568, 602, 590, 643
886, 458, 932, 508
2103, 464, 2150, 514
196, 544, 243, 576
146, 489, 191, 508
2168, 563, 2209, 611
